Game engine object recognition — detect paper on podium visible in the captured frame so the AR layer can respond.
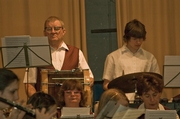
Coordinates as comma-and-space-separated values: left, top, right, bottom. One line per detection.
112, 109, 177, 119
1, 35, 52, 68
96, 100, 129, 119
60, 107, 93, 119
164, 56, 180, 87
112, 108, 145, 119
145, 109, 176, 119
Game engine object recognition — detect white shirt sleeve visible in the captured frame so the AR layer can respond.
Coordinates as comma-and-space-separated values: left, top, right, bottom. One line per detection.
78, 50, 94, 78
23, 49, 94, 83
23, 67, 37, 83
102, 54, 117, 81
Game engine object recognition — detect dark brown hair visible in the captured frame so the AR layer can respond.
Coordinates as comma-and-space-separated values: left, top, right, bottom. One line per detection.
123, 19, 146, 42
0, 68, 19, 92
58, 79, 88, 108
137, 73, 163, 96
23, 92, 56, 119
96, 88, 129, 116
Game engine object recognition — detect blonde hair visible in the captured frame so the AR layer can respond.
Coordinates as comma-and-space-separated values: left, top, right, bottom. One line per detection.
44, 16, 65, 30
96, 88, 129, 115
58, 79, 88, 108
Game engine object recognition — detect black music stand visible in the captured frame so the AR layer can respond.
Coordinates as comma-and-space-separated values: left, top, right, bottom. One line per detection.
1, 36, 52, 68
0, 35, 52, 100
163, 56, 180, 87
1, 44, 52, 68
163, 65, 180, 87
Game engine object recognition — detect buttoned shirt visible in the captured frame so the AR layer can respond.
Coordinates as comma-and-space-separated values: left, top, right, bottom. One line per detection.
138, 103, 165, 110
103, 44, 160, 82
23, 42, 93, 83
138, 103, 179, 119
103, 44, 160, 101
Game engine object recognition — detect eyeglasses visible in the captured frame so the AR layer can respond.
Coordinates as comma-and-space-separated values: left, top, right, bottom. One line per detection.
64, 90, 81, 95
45, 26, 63, 32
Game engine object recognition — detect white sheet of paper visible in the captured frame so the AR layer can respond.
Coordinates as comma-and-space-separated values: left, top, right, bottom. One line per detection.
1, 35, 51, 68
145, 109, 176, 119
61, 107, 90, 117
164, 56, 180, 65
123, 109, 145, 119
164, 56, 180, 87
112, 105, 130, 119
96, 100, 121, 119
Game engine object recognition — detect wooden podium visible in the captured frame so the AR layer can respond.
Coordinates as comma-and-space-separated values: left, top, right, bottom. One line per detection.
40, 69, 93, 108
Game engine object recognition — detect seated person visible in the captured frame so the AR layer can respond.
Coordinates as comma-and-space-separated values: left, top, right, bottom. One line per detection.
23, 91, 57, 119
0, 68, 55, 119
0, 68, 25, 119
58, 79, 88, 114
136, 73, 179, 119
94, 88, 129, 117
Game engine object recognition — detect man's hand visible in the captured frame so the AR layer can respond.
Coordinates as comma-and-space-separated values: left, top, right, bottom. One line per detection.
35, 108, 57, 119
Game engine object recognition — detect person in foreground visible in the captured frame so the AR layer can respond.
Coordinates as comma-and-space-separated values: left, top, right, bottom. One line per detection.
94, 88, 129, 118
0, 68, 25, 119
24, 16, 94, 98
23, 92, 57, 119
0, 68, 56, 119
136, 73, 179, 119
102, 19, 160, 91
58, 79, 88, 115
58, 79, 88, 107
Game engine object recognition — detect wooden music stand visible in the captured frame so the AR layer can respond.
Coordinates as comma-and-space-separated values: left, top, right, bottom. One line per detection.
41, 69, 93, 108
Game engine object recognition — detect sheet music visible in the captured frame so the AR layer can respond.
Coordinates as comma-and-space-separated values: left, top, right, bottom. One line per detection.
164, 56, 180, 87
164, 66, 180, 87
30, 37, 49, 45
1, 36, 30, 67
1, 35, 51, 68
60, 115, 94, 119
112, 105, 130, 119
96, 100, 122, 119
164, 56, 180, 65
113, 109, 177, 119
29, 37, 51, 66
3, 35, 30, 46
61, 107, 92, 118
112, 110, 127, 119
145, 109, 176, 119
112, 108, 145, 119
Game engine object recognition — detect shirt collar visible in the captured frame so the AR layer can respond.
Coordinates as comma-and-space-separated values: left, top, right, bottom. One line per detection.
121, 44, 143, 55
138, 103, 165, 110
50, 41, 69, 51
